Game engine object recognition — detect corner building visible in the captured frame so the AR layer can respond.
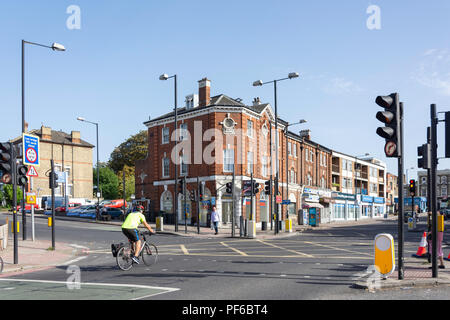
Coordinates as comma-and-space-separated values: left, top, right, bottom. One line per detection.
135, 78, 332, 228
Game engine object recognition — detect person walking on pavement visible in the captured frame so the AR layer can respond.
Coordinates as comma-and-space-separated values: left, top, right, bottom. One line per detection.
211, 206, 219, 235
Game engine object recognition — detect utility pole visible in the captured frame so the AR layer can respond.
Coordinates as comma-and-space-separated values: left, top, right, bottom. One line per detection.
184, 176, 187, 234
51, 159, 56, 249
12, 144, 18, 264
232, 165, 236, 237
197, 176, 200, 235
430, 104, 438, 278
397, 102, 405, 279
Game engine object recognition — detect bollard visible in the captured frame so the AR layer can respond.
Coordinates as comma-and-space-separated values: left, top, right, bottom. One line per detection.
48, 217, 52, 227
285, 218, 293, 233
239, 216, 244, 237
244, 219, 248, 237
374, 233, 395, 279
247, 220, 256, 238
156, 216, 164, 232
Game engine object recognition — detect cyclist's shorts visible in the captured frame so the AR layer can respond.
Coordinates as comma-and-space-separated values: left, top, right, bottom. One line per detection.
122, 228, 140, 242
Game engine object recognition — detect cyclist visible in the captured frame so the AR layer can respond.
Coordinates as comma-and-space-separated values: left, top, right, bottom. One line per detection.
121, 205, 155, 264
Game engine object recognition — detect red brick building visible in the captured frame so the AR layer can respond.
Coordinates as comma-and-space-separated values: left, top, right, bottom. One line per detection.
135, 78, 332, 227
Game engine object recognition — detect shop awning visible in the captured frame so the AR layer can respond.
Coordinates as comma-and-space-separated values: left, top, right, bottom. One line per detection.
302, 202, 324, 209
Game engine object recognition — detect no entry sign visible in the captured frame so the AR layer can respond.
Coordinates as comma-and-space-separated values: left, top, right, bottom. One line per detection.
23, 133, 40, 167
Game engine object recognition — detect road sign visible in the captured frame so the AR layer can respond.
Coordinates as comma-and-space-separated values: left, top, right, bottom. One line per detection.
276, 196, 282, 204
282, 200, 291, 205
26, 166, 38, 177
384, 141, 397, 157
22, 133, 40, 167
26, 193, 36, 205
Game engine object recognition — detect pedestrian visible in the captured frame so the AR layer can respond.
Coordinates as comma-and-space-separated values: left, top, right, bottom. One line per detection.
211, 206, 219, 235
427, 211, 445, 269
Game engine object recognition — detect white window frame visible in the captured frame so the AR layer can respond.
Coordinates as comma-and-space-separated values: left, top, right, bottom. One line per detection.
162, 158, 170, 177
180, 123, 188, 141
224, 149, 234, 173
162, 127, 170, 144
247, 151, 254, 174
247, 120, 253, 138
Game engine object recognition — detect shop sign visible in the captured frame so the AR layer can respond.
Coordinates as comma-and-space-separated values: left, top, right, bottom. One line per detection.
303, 187, 319, 195
362, 195, 374, 203
304, 194, 320, 203
374, 197, 385, 204
332, 192, 356, 201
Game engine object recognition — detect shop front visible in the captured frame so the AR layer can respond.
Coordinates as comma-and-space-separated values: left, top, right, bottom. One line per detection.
373, 197, 385, 218
331, 192, 357, 221
301, 190, 323, 225
360, 195, 373, 218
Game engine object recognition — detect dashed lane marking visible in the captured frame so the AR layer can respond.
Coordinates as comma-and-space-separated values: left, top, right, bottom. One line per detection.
303, 241, 372, 257
180, 245, 189, 255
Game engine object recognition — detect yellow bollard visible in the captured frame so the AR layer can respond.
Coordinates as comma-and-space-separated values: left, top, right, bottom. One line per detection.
48, 217, 52, 227
438, 215, 445, 232
374, 233, 395, 279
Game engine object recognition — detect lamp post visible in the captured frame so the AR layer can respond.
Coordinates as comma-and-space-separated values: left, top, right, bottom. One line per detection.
22, 40, 65, 240
77, 117, 100, 221
354, 153, 369, 221
284, 120, 307, 221
160, 74, 179, 232
253, 72, 299, 234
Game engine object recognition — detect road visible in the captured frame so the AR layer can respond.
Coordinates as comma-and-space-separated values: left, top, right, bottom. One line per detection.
1, 214, 450, 300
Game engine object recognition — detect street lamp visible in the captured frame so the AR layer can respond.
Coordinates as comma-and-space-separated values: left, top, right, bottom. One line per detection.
285, 120, 307, 221
77, 117, 100, 221
253, 72, 300, 234
21, 40, 65, 245
159, 73, 179, 232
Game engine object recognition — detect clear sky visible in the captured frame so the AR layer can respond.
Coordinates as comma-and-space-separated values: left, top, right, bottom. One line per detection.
1, 0, 449, 180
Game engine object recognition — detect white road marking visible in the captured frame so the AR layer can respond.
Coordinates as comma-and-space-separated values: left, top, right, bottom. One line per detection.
61, 256, 88, 266
180, 245, 189, 255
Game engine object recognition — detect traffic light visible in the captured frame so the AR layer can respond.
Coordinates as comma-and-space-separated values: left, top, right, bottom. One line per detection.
189, 190, 196, 201
253, 182, 260, 194
49, 172, 58, 189
226, 182, 232, 194
418, 143, 431, 169
0, 142, 13, 184
16, 165, 28, 187
178, 178, 184, 194
199, 183, 205, 202
409, 179, 416, 197
264, 180, 272, 195
375, 93, 401, 157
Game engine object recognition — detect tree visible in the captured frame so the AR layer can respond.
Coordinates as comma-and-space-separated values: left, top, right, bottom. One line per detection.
95, 165, 119, 200
2, 184, 23, 207
108, 131, 148, 174
117, 165, 135, 201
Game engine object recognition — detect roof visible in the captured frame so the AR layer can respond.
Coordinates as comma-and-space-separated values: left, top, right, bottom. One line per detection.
11, 128, 94, 148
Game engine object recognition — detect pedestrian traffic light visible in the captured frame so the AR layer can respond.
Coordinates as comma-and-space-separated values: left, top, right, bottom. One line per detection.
199, 183, 205, 202
264, 180, 272, 195
226, 182, 232, 194
418, 143, 431, 169
409, 179, 416, 197
49, 171, 58, 189
0, 142, 13, 184
253, 182, 260, 194
189, 190, 196, 201
375, 93, 401, 158
16, 164, 28, 187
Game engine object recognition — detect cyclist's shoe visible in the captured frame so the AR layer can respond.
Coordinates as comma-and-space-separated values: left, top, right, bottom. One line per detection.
132, 256, 140, 264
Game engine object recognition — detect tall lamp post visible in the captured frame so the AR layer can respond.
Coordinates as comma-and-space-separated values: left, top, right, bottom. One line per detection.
77, 117, 100, 221
284, 120, 307, 220
159, 74, 179, 232
22, 40, 65, 240
354, 153, 369, 221
253, 72, 300, 234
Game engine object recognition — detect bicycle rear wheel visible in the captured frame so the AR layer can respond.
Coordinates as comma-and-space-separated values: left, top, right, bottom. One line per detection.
116, 246, 133, 271
141, 243, 158, 266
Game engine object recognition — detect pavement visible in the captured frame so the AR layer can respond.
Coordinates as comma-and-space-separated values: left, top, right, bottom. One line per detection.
1, 211, 450, 293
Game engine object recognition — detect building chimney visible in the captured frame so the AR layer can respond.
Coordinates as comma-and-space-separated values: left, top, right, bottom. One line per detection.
198, 78, 211, 107
24, 122, 29, 133
253, 97, 261, 106
41, 126, 52, 140
71, 131, 81, 144
299, 129, 311, 141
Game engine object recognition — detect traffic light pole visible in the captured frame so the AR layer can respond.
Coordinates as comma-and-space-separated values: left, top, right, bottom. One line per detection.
431, 104, 438, 278
184, 176, 187, 234
250, 173, 254, 221
427, 127, 432, 232
12, 144, 18, 264
197, 176, 200, 235
397, 102, 405, 280
51, 159, 55, 249
232, 166, 235, 238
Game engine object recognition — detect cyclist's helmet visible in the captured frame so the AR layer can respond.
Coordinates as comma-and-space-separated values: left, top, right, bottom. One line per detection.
137, 205, 144, 212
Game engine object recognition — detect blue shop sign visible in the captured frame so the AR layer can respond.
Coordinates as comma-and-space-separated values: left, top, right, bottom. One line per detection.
362, 195, 373, 203
333, 192, 356, 201
374, 197, 385, 204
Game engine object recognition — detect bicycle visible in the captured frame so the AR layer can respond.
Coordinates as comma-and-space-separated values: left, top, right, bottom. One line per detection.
115, 231, 158, 271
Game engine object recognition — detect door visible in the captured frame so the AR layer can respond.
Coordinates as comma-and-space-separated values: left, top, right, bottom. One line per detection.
222, 201, 233, 224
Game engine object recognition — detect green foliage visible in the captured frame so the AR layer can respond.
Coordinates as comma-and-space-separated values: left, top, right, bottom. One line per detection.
2, 184, 23, 207
117, 165, 135, 201
94, 166, 119, 200
108, 130, 148, 174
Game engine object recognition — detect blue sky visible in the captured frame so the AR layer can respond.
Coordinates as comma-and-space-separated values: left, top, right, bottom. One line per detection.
1, 1, 449, 180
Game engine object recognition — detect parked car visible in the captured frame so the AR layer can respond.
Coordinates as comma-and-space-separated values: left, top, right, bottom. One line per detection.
440, 209, 450, 220
16, 203, 40, 212
66, 205, 92, 217
55, 203, 82, 214
100, 199, 127, 209
101, 207, 124, 221
78, 205, 98, 219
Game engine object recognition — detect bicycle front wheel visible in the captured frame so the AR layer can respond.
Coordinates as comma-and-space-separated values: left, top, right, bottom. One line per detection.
116, 246, 133, 271
141, 243, 158, 266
